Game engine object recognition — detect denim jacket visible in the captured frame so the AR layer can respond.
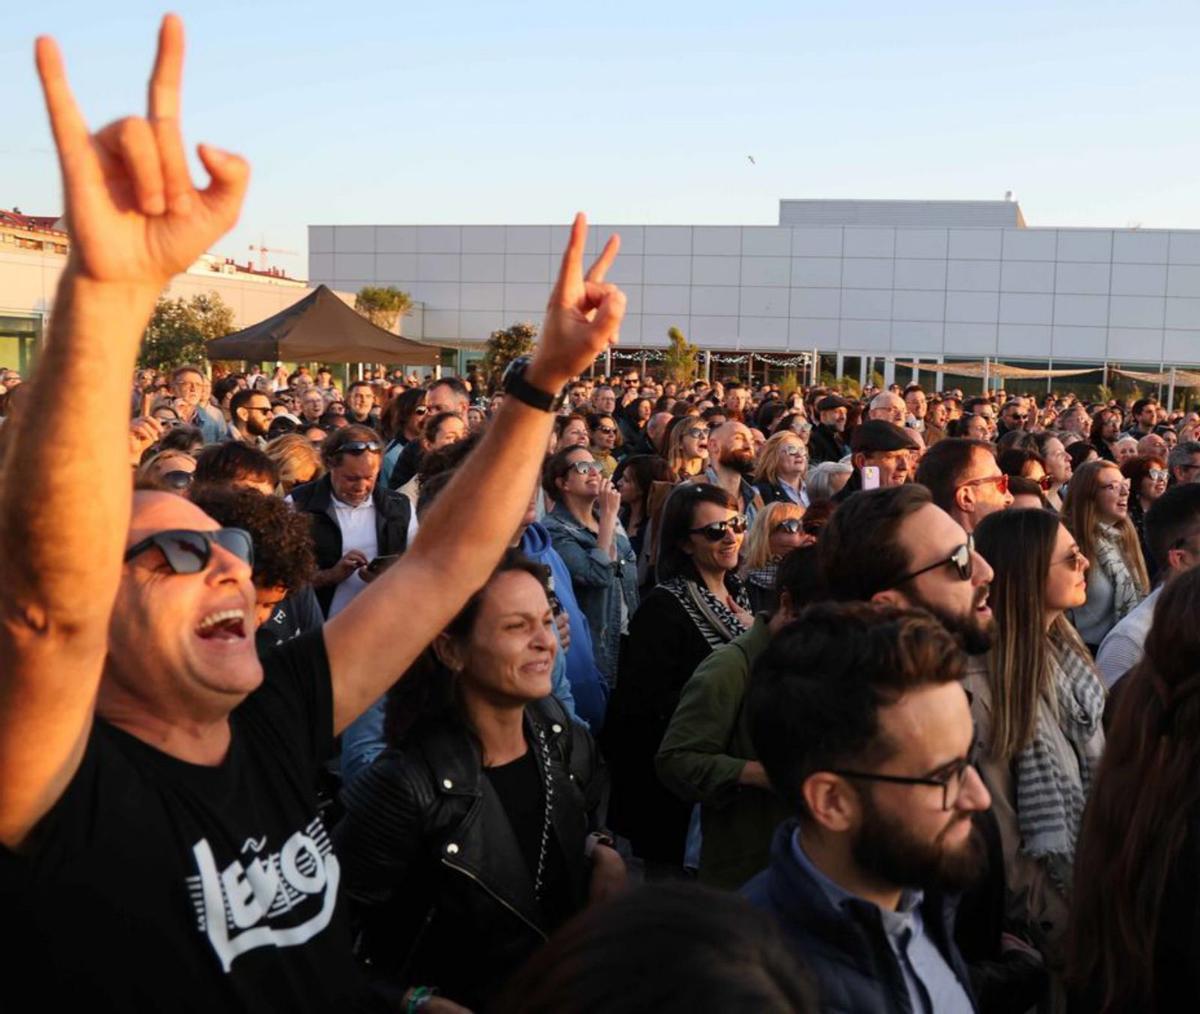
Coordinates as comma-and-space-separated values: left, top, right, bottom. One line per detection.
541, 504, 638, 687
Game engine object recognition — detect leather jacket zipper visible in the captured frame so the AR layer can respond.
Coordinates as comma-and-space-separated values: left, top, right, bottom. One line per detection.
439, 858, 547, 941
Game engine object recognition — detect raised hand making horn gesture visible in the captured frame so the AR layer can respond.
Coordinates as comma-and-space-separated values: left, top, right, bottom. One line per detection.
36, 14, 249, 290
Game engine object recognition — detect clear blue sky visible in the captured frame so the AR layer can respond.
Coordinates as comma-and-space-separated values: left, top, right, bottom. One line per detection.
5, 1, 1200, 277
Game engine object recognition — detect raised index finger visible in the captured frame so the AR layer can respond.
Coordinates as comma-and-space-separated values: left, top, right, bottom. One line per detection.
34, 36, 90, 161
148, 14, 184, 121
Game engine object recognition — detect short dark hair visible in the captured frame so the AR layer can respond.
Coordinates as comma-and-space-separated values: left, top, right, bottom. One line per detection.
215, 376, 245, 404
192, 441, 280, 488
542, 445, 592, 500
963, 396, 991, 415
774, 545, 827, 611
423, 411, 460, 446
997, 446, 1045, 478
750, 602, 965, 818
493, 883, 816, 1014
429, 376, 470, 404
818, 485, 932, 602
321, 424, 382, 467
914, 439, 992, 514
157, 425, 203, 453
230, 387, 268, 418
657, 482, 740, 582
346, 380, 374, 395
1132, 398, 1156, 417
171, 363, 204, 383
1145, 483, 1200, 572
188, 485, 316, 593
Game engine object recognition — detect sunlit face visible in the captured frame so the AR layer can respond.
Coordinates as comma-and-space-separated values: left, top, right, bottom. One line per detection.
593, 388, 617, 414
428, 415, 467, 450
683, 501, 744, 575
329, 450, 380, 506
862, 449, 909, 487
1095, 466, 1130, 521
768, 510, 807, 557
426, 384, 465, 418
1042, 438, 1072, 484
776, 436, 809, 481
560, 419, 590, 449
444, 570, 557, 709
348, 386, 376, 418
591, 416, 619, 451
558, 448, 602, 500
1044, 524, 1089, 613
301, 391, 326, 421
106, 493, 262, 723
172, 370, 204, 407
962, 414, 990, 441
820, 407, 847, 432
1140, 462, 1168, 501
1114, 438, 1139, 465
906, 390, 927, 420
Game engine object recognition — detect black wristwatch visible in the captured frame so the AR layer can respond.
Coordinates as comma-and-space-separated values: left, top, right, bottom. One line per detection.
502, 355, 564, 413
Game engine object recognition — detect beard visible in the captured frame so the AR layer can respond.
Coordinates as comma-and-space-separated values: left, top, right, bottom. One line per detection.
905, 585, 994, 656
853, 794, 986, 895
719, 447, 756, 476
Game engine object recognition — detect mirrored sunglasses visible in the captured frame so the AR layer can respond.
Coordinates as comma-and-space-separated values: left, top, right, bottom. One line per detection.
123, 528, 254, 575
689, 514, 749, 542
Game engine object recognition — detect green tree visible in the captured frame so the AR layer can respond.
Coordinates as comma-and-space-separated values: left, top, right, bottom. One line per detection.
662, 325, 699, 384
138, 291, 235, 370
481, 321, 538, 388
355, 285, 413, 332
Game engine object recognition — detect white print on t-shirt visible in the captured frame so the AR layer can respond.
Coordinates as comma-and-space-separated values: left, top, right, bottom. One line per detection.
185, 816, 340, 972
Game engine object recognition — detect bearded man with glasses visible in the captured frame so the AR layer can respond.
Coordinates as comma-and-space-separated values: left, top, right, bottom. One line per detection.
0, 18, 627, 1010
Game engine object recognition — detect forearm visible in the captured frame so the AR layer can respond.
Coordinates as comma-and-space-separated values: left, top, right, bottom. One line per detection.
0, 270, 158, 630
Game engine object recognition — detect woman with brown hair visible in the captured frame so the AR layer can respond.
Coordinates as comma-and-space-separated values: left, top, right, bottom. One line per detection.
1121, 453, 1169, 577
970, 508, 1106, 1001
664, 416, 709, 481
1068, 566, 1200, 1012
1062, 459, 1150, 651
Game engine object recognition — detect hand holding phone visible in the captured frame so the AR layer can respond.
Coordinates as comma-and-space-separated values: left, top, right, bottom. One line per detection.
861, 465, 881, 491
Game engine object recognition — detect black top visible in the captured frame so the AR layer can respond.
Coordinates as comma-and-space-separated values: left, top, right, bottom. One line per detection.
484, 749, 571, 929
0, 633, 377, 1014
255, 586, 325, 656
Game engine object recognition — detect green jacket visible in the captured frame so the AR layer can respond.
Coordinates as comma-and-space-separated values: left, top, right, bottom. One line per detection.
655, 615, 792, 889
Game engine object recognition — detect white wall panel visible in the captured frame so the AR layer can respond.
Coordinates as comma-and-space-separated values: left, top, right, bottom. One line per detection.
791, 258, 842, 287
997, 323, 1053, 356
737, 316, 789, 347
375, 226, 417, 253
1052, 325, 1107, 357
692, 226, 742, 256
691, 286, 741, 316
375, 253, 416, 281
740, 287, 789, 317
999, 292, 1053, 325
1110, 263, 1166, 296
692, 256, 741, 286
841, 258, 894, 289
691, 315, 737, 341
895, 229, 947, 259
946, 291, 999, 323
1165, 298, 1200, 330
309, 227, 334, 254
503, 254, 551, 283
1001, 230, 1057, 261
791, 228, 843, 257
645, 226, 692, 255
504, 226, 550, 254
943, 321, 997, 353
840, 319, 890, 350
416, 226, 461, 254
890, 319, 944, 352
333, 252, 374, 278
1107, 327, 1164, 360
741, 257, 790, 287
893, 290, 945, 321
1000, 260, 1055, 293
308, 253, 334, 282
1113, 231, 1168, 264
741, 227, 792, 256
1055, 262, 1110, 295
1054, 293, 1109, 327
416, 254, 460, 282
841, 289, 892, 320
459, 310, 505, 337
1056, 231, 1112, 263
843, 228, 895, 258
947, 260, 1000, 292
459, 283, 504, 311
460, 254, 505, 283
1169, 233, 1200, 265
790, 288, 841, 318
894, 259, 947, 290
948, 229, 1002, 260
334, 226, 375, 252
643, 255, 691, 285
643, 285, 691, 316
1109, 296, 1164, 329
460, 226, 506, 254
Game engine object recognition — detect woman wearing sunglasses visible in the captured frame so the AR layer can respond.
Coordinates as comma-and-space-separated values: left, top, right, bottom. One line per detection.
541, 446, 639, 688
753, 431, 810, 508
665, 418, 709, 482
587, 411, 622, 478
969, 508, 1105, 1004
604, 483, 752, 871
1121, 454, 1169, 582
1062, 459, 1150, 653
739, 502, 811, 613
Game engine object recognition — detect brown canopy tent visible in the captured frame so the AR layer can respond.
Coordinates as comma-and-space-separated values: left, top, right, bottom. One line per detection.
206, 284, 443, 365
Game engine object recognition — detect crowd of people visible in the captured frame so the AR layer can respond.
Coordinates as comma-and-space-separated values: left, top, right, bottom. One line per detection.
5, 16, 1200, 1014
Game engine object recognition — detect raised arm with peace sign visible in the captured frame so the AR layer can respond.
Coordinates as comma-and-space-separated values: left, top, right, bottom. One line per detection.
35, 14, 248, 290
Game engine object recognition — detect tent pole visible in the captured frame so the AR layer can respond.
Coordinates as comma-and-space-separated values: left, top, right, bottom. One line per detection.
982, 357, 990, 395
1169, 367, 1178, 413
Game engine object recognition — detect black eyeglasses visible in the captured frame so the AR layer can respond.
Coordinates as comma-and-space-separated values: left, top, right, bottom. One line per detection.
893, 534, 975, 585
689, 514, 748, 542
832, 747, 979, 812
338, 440, 383, 454
123, 528, 254, 574
774, 518, 804, 534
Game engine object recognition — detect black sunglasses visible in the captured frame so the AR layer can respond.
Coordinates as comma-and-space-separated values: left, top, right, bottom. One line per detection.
774, 518, 804, 534
124, 528, 254, 574
689, 514, 748, 542
339, 440, 383, 454
892, 534, 974, 586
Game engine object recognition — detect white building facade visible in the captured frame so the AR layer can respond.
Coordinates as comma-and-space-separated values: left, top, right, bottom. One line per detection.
309, 200, 1200, 385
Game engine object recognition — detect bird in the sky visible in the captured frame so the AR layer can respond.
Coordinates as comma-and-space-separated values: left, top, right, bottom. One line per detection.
747, 155, 756, 164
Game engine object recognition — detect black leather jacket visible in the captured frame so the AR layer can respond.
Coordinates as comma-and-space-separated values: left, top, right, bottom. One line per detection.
333, 698, 604, 1008
289, 474, 411, 615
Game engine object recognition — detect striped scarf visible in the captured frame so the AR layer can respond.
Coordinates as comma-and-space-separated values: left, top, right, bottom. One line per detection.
1013, 641, 1106, 897
659, 576, 751, 649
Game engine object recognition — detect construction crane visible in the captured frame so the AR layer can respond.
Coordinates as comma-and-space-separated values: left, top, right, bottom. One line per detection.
248, 240, 299, 272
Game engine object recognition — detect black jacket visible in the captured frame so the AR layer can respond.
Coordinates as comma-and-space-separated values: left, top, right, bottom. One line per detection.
289, 474, 411, 615
754, 479, 800, 507
744, 820, 978, 1014
333, 698, 603, 1009
808, 423, 847, 464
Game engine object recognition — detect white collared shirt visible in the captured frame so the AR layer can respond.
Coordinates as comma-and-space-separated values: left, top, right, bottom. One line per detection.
328, 495, 378, 618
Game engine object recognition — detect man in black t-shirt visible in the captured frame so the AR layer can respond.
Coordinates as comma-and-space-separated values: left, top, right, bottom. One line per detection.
0, 19, 626, 1012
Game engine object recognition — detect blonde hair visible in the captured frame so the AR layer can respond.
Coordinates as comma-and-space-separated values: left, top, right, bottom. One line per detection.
741, 501, 805, 571
266, 433, 324, 494
753, 431, 808, 486
1062, 459, 1150, 594
134, 450, 194, 489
